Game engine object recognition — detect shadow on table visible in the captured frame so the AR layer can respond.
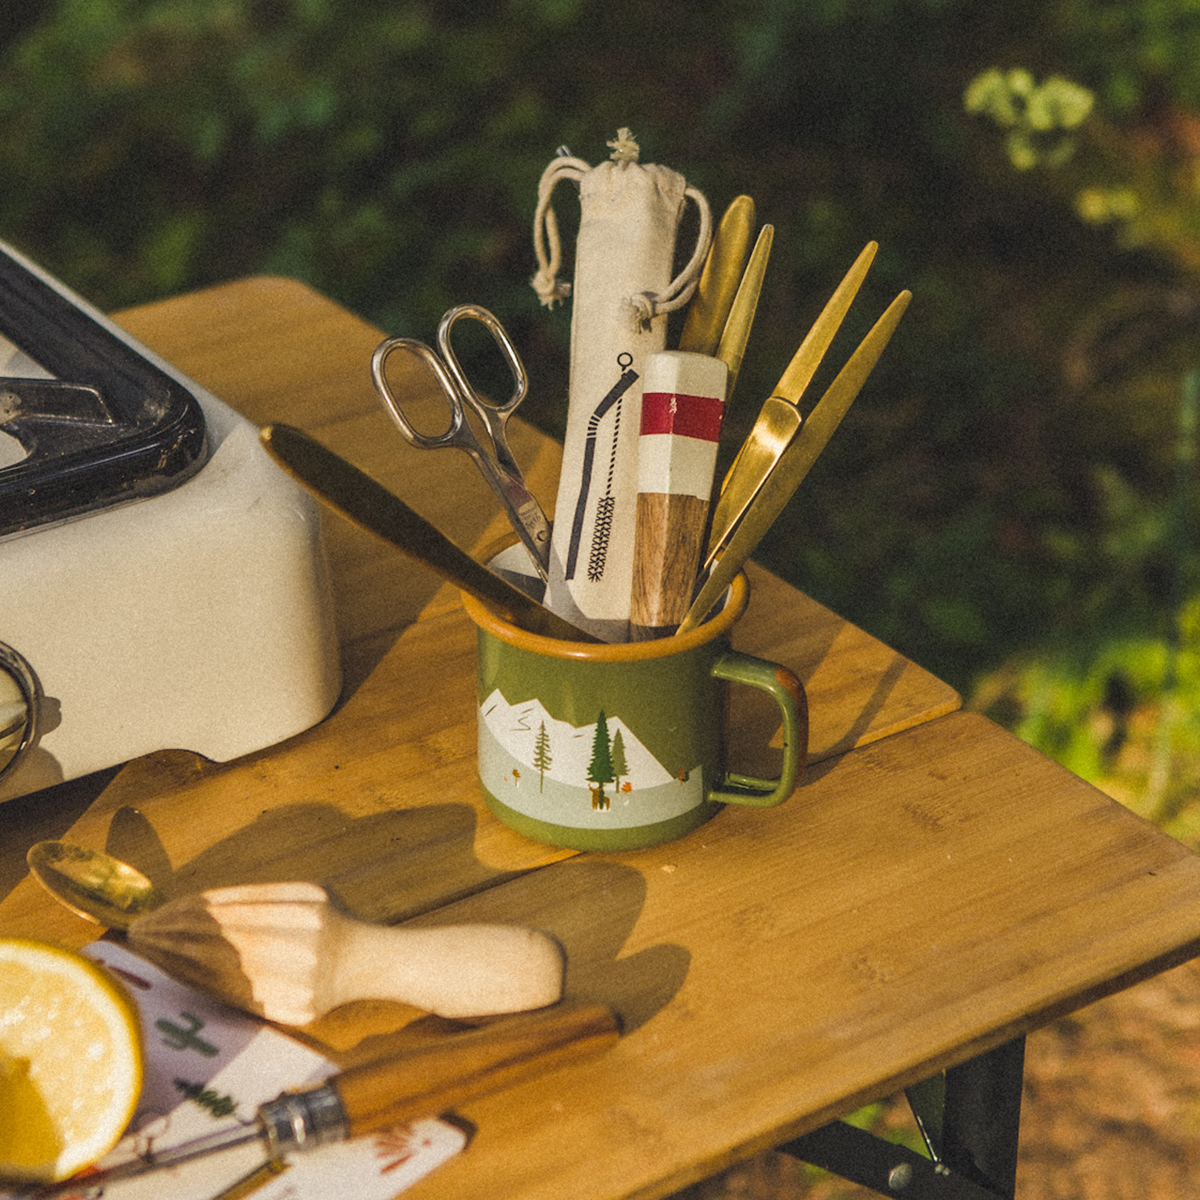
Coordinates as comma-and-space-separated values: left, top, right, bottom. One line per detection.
406, 856, 690, 1034
105, 801, 521, 924
819, 650, 913, 757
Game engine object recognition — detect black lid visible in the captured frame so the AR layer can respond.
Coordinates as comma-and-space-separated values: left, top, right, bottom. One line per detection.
0, 246, 208, 538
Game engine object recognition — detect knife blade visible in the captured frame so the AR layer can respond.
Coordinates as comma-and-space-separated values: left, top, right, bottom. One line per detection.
706, 241, 879, 563
677, 288, 912, 634
259, 423, 597, 643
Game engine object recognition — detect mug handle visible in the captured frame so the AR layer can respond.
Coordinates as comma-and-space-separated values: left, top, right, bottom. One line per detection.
708, 651, 807, 807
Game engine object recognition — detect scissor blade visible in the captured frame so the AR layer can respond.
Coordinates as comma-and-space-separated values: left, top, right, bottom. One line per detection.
260, 424, 596, 643
771, 240, 877, 407
678, 289, 911, 634
678, 195, 757, 356
715, 223, 774, 404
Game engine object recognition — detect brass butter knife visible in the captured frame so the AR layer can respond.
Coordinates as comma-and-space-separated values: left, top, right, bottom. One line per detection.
706, 241, 879, 564
260, 424, 596, 643
678, 287, 912, 634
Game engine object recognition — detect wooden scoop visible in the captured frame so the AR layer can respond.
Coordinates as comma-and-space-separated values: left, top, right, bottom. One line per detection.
127, 881, 565, 1025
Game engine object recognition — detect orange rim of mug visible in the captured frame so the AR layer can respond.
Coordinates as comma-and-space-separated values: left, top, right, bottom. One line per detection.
461, 537, 749, 662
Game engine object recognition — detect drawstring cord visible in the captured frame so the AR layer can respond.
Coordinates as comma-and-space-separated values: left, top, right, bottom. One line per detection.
530, 131, 712, 330
530, 156, 589, 309
627, 184, 711, 332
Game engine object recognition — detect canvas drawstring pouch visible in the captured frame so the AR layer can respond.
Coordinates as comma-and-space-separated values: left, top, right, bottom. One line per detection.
531, 129, 710, 641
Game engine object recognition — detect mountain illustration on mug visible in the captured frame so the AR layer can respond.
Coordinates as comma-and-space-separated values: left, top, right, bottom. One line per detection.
480, 690, 695, 814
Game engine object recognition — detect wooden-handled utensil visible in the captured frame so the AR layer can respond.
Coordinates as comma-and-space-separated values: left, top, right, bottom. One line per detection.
25, 1001, 620, 1199
259, 423, 597, 643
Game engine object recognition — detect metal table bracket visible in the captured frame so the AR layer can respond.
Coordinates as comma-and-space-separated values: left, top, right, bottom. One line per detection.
780, 1036, 1026, 1199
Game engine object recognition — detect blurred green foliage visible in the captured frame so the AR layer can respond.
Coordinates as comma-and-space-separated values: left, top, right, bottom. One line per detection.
2, 0, 1198, 813
964, 67, 1094, 169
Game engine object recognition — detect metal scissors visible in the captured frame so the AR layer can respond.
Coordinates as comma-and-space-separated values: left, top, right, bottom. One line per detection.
370, 303, 551, 582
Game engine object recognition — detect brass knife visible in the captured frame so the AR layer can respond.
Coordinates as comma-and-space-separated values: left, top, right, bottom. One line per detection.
678, 288, 912, 634
260, 424, 596, 643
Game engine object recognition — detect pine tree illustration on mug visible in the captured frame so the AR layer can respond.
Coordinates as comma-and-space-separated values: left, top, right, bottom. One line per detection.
587, 711, 614, 810
533, 720, 552, 792
611, 728, 629, 794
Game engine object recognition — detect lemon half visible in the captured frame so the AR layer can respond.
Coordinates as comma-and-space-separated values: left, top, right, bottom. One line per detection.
0, 938, 142, 1183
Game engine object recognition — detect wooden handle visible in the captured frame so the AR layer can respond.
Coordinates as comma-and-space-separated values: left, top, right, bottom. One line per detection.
629, 351, 728, 640
334, 1001, 620, 1137
629, 492, 711, 638
332, 920, 566, 1017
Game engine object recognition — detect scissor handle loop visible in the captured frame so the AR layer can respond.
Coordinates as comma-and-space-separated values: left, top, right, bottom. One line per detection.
371, 336, 470, 451
436, 303, 528, 418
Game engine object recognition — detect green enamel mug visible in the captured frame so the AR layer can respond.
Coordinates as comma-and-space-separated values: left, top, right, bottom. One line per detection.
460, 555, 807, 851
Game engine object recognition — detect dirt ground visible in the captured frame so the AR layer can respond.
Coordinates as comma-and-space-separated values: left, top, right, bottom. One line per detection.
671, 957, 1200, 1200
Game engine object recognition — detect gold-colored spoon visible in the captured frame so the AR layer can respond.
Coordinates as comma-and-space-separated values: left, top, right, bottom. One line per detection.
678, 194, 757, 356
26, 840, 165, 931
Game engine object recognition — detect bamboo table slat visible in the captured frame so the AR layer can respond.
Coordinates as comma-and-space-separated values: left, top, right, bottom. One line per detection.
2, 278, 1199, 1200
